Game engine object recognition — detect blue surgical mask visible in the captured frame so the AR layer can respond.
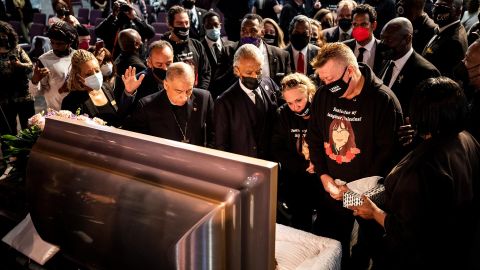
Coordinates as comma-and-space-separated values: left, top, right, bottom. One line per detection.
84, 72, 103, 90
206, 27, 221, 41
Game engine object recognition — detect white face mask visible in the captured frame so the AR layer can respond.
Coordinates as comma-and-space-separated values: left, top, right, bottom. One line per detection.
100, 62, 113, 77
84, 72, 103, 90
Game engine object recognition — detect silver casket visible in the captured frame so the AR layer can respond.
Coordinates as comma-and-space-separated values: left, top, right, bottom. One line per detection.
26, 117, 278, 270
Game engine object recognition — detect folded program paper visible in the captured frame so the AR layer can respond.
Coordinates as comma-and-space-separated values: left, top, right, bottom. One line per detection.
2, 213, 60, 265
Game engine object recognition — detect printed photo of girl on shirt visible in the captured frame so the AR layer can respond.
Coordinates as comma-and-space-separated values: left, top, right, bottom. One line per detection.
324, 116, 360, 164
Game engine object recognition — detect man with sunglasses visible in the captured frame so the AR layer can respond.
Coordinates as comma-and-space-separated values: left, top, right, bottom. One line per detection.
307, 42, 403, 269
421, 0, 467, 78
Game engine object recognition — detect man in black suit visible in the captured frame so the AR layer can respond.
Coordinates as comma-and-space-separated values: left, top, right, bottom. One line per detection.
119, 40, 174, 119
181, 0, 207, 40
379, 17, 440, 117
396, 0, 438, 53
321, 0, 357, 43
237, 13, 291, 87
421, 0, 468, 78
344, 4, 384, 76
201, 11, 237, 98
215, 44, 279, 159
284, 15, 320, 77
124, 62, 214, 147
114, 28, 147, 101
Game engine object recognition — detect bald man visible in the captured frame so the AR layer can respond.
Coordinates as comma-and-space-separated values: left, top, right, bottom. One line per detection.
123, 62, 214, 147
114, 28, 147, 101
421, 0, 468, 78
379, 17, 440, 117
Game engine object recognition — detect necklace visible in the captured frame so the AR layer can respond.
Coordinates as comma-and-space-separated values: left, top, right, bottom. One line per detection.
171, 109, 189, 143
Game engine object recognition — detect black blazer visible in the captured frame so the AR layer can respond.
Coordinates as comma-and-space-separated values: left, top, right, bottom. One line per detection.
113, 52, 147, 101
201, 38, 237, 98
118, 68, 164, 119
265, 42, 292, 86
421, 21, 468, 78
321, 26, 341, 43
123, 88, 214, 147
344, 38, 384, 76
379, 51, 440, 116
214, 78, 279, 159
285, 43, 320, 76
189, 7, 208, 40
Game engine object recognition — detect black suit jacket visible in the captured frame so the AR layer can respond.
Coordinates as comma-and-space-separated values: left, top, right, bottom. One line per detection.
113, 52, 147, 101
214, 78, 279, 159
285, 44, 320, 76
344, 38, 383, 76
379, 51, 440, 116
189, 7, 208, 40
421, 21, 468, 78
265, 42, 292, 86
201, 38, 237, 98
118, 68, 164, 119
123, 88, 214, 147
322, 26, 349, 43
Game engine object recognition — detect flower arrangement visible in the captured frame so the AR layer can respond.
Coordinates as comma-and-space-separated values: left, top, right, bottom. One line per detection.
1, 109, 107, 173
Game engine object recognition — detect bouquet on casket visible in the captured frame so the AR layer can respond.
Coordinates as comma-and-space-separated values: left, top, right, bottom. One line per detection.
341, 176, 385, 208
1, 109, 107, 175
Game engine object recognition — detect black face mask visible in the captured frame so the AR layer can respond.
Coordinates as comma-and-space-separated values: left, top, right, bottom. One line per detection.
338, 18, 352, 32
324, 66, 351, 97
294, 101, 311, 117
173, 26, 189, 40
182, 0, 195, 9
241, 76, 261, 90
263, 34, 277, 45
0, 37, 11, 49
153, 67, 167, 81
290, 33, 310, 51
377, 42, 396, 60
432, 5, 453, 27
310, 37, 318, 45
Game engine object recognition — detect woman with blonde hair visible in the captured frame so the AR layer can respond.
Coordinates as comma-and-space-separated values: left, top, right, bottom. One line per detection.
271, 72, 323, 232
262, 18, 286, 49
310, 19, 326, 47
61, 49, 120, 126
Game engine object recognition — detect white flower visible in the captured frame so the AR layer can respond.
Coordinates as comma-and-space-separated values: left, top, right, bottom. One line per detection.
28, 113, 46, 130
57, 110, 74, 118
92, 117, 107, 126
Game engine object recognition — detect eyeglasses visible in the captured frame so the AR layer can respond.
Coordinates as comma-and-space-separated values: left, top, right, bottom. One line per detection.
281, 79, 304, 89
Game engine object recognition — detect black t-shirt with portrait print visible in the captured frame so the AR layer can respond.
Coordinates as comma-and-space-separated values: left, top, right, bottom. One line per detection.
307, 64, 403, 183
162, 35, 211, 90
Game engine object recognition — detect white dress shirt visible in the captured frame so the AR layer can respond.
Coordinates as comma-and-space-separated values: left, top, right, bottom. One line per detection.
355, 37, 376, 69
205, 37, 222, 62
387, 47, 414, 89
259, 42, 271, 78
292, 46, 308, 74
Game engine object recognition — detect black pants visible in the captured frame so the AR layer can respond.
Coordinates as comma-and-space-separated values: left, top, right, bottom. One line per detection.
0, 99, 35, 134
